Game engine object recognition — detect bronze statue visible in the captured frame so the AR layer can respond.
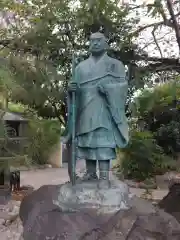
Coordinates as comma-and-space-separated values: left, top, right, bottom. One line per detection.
63, 32, 129, 184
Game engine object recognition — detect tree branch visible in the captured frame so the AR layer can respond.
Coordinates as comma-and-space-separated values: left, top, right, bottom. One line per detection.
112, 49, 180, 73
132, 21, 169, 36
166, 0, 180, 53
152, 26, 163, 58
138, 62, 180, 73
132, 10, 180, 36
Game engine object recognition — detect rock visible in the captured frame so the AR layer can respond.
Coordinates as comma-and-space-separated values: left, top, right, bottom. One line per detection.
44, 164, 52, 168
0, 199, 23, 240
38, 164, 52, 169
129, 195, 156, 214
159, 183, 180, 223
0, 201, 20, 230
124, 179, 157, 189
0, 212, 12, 221
19, 185, 61, 225
14, 201, 21, 207
20, 181, 180, 239
156, 172, 180, 189
9, 205, 19, 216
0, 217, 23, 240
0, 218, 5, 225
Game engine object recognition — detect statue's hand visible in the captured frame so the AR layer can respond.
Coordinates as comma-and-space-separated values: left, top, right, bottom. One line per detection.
98, 84, 105, 94
68, 82, 78, 93
61, 134, 71, 144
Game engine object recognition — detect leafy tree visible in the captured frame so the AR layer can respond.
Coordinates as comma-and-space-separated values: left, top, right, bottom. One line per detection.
0, 0, 180, 123
0, 0, 141, 122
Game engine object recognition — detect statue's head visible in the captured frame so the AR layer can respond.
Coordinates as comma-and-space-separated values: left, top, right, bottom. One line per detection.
89, 32, 108, 56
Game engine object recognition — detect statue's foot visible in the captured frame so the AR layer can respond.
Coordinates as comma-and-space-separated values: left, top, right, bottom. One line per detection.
67, 174, 80, 183
79, 172, 98, 182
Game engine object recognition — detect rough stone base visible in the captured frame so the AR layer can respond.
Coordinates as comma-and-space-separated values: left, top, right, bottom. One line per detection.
159, 183, 180, 224
20, 182, 180, 240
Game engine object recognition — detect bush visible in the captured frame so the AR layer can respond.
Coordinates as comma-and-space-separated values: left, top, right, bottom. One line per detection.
156, 121, 180, 157
27, 120, 61, 165
133, 80, 180, 158
119, 130, 173, 181
135, 81, 180, 120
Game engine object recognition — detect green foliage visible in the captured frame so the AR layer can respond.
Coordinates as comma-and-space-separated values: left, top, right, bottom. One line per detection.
1, 0, 179, 123
133, 80, 180, 158
156, 121, 180, 157
1, 0, 179, 178
8, 102, 27, 114
134, 80, 180, 119
119, 130, 173, 181
0, 0, 140, 123
8, 102, 38, 119
27, 119, 61, 165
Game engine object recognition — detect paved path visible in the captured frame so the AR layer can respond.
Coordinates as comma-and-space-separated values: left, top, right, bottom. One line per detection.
20, 160, 168, 200
20, 160, 86, 189
20, 160, 112, 189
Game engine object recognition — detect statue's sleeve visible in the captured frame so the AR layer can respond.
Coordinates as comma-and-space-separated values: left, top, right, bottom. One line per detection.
100, 81, 128, 123
100, 80, 129, 147
98, 60, 128, 124
98, 61, 129, 147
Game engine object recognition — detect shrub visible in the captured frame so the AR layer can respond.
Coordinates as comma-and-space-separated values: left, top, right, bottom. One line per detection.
156, 121, 180, 157
133, 81, 180, 158
133, 81, 180, 130
119, 130, 173, 181
135, 81, 180, 120
27, 119, 61, 165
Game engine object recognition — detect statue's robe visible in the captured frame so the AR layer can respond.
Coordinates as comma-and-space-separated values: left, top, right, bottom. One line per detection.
68, 53, 129, 161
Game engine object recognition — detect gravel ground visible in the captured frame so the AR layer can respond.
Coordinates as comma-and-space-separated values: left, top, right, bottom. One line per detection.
0, 200, 23, 240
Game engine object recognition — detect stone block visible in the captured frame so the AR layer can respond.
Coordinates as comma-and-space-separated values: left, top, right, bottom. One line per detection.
19, 181, 180, 239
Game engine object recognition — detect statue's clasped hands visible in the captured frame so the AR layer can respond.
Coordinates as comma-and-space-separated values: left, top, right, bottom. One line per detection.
98, 84, 106, 94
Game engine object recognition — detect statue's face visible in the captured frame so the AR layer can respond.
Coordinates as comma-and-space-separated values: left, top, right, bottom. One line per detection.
89, 35, 107, 55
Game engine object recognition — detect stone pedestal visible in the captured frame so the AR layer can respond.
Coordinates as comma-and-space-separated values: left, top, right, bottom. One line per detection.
55, 180, 130, 213
19, 181, 180, 240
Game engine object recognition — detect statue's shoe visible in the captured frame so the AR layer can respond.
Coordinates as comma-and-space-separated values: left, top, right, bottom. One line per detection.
66, 174, 80, 183
77, 173, 98, 182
